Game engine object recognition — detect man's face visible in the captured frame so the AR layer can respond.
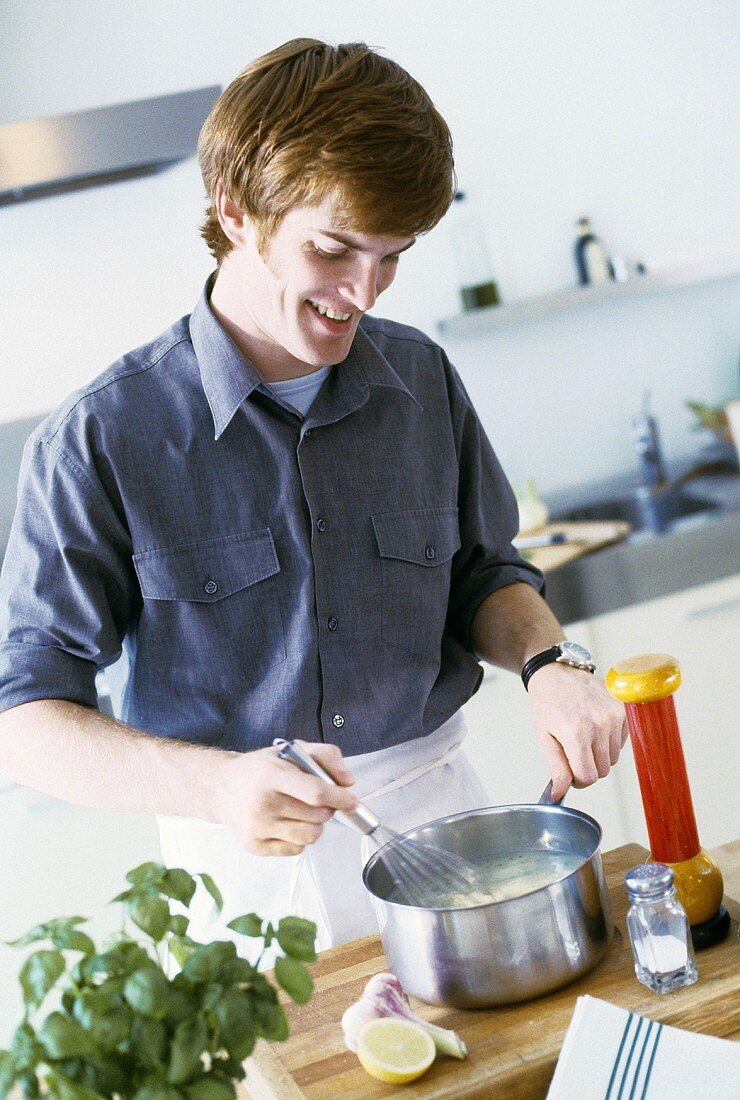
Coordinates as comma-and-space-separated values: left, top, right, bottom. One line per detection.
214, 194, 415, 380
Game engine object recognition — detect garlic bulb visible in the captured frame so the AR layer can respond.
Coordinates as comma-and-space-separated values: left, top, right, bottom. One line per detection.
341, 972, 467, 1059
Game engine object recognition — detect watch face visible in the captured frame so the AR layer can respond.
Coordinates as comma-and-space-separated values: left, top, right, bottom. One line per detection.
560, 642, 593, 663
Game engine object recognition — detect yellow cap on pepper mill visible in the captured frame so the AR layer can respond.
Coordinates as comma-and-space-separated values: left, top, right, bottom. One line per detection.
606, 653, 681, 704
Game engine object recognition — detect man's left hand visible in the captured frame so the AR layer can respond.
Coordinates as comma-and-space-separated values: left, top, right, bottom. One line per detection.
527, 663, 629, 801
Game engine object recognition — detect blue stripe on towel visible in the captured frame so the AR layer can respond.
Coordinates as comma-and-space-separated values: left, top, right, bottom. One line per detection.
617, 1015, 645, 1098
640, 1023, 664, 1097
605, 1013, 636, 1099
629, 1020, 656, 1099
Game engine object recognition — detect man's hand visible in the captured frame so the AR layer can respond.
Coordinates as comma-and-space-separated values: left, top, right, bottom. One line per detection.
527, 664, 629, 800
214, 740, 358, 856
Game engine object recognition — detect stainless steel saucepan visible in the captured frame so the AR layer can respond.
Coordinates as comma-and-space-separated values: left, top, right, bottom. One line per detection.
362, 794, 613, 1008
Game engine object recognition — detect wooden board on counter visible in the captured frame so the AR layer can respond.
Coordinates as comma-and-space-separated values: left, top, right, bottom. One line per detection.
242, 842, 740, 1100
523, 520, 630, 572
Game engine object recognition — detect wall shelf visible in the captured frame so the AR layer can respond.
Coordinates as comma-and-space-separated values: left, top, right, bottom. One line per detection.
436, 254, 740, 338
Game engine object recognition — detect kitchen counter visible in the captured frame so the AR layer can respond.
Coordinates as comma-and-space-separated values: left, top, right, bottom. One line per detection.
242, 841, 739, 1099
542, 470, 740, 624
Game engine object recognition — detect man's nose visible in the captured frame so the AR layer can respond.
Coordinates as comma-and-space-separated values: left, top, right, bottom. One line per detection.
339, 261, 380, 312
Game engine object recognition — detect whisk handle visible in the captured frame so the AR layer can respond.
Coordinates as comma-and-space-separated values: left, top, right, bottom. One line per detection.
273, 739, 380, 836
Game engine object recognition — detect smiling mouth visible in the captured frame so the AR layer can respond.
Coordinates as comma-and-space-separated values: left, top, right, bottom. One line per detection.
307, 298, 352, 323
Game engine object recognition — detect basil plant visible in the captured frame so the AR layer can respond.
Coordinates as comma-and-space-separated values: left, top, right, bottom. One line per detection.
0, 862, 317, 1098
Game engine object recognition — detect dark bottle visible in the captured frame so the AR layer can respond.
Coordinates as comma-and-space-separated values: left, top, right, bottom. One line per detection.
448, 192, 500, 311
574, 217, 613, 285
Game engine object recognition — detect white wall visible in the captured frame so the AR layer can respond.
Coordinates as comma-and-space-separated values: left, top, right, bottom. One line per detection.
1, 0, 738, 493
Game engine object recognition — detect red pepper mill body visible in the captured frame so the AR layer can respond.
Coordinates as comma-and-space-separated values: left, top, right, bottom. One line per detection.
606, 653, 729, 948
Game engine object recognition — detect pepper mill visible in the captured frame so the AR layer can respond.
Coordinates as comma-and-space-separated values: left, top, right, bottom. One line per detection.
606, 653, 730, 949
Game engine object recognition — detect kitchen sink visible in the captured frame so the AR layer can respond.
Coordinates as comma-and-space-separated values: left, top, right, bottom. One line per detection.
556, 487, 720, 534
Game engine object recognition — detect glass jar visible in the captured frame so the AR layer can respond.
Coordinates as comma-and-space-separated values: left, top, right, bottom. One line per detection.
625, 863, 698, 994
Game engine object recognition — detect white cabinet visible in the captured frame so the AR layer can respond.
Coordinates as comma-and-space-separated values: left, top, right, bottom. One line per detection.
461, 617, 639, 853
462, 575, 740, 857
0, 783, 160, 1046
586, 573, 740, 853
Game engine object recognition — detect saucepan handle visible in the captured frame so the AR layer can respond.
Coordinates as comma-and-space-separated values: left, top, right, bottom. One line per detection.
272, 738, 381, 836
538, 779, 570, 806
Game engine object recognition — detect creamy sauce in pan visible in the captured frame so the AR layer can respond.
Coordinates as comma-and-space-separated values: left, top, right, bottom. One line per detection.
387, 850, 584, 908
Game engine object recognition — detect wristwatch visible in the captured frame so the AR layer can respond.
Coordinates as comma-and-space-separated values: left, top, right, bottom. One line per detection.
521, 641, 596, 691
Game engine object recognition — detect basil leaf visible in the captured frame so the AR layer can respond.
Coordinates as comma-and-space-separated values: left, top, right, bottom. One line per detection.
274, 956, 314, 1004
166, 1017, 208, 1085
213, 990, 256, 1061
125, 862, 167, 888
16, 1071, 40, 1099
92, 1006, 134, 1051
10, 1023, 42, 1073
161, 870, 196, 907
129, 1017, 167, 1068
184, 1080, 236, 1100
130, 895, 171, 942
196, 873, 223, 913
45, 1071, 107, 1100
165, 978, 195, 1025
19, 949, 65, 1009
182, 941, 236, 984
90, 941, 150, 978
168, 915, 189, 937
38, 1013, 95, 1058
226, 913, 263, 938
275, 916, 317, 962
124, 966, 169, 1019
6, 917, 88, 949
132, 1085, 185, 1100
169, 937, 197, 970
50, 929, 96, 955
251, 993, 289, 1042
0, 1051, 17, 1095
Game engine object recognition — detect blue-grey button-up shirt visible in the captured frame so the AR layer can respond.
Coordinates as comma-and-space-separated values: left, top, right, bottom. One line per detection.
0, 282, 543, 755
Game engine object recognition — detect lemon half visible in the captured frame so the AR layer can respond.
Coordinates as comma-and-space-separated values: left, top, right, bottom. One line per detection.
356, 1017, 436, 1084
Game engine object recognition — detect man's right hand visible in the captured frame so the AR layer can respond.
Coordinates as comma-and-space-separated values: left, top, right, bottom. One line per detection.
214, 740, 358, 856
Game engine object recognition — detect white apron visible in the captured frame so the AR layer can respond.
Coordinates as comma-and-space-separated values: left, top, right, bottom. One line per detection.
157, 712, 488, 965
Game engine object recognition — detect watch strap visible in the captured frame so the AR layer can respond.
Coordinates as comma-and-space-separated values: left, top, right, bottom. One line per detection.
521, 645, 562, 691
521, 644, 596, 691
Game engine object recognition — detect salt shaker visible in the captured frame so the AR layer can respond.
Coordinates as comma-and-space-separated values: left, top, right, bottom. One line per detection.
624, 863, 698, 994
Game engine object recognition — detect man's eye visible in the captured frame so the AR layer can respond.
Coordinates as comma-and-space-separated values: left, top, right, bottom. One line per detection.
313, 245, 347, 259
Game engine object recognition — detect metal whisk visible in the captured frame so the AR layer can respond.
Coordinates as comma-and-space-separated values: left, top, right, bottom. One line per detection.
274, 739, 489, 907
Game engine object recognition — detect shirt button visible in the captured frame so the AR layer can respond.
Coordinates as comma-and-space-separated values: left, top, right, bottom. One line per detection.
425, 545, 436, 560
332, 714, 344, 728
316, 518, 327, 532
327, 616, 338, 631
304, 429, 312, 438
203, 579, 219, 595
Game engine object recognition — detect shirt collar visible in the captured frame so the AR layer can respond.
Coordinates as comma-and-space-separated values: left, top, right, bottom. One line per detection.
189, 276, 265, 439
189, 277, 420, 439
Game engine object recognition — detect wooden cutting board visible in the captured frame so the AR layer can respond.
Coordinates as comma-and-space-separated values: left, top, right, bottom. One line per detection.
242, 842, 739, 1100
521, 520, 631, 572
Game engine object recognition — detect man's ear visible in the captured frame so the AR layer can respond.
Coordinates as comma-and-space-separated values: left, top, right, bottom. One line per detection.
214, 182, 255, 248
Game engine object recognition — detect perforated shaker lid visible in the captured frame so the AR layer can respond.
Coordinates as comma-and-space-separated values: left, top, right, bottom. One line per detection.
624, 862, 675, 900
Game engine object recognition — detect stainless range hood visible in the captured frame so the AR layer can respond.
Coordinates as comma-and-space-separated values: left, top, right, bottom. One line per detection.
0, 85, 221, 206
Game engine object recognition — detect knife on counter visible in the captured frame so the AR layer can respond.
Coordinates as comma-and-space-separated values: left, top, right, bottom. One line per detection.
513, 523, 628, 550
513, 532, 568, 549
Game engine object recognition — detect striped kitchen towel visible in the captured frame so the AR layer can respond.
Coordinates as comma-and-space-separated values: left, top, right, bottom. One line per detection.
547, 995, 739, 1099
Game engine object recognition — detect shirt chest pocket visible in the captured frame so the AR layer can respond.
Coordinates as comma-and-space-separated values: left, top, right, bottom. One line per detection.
132, 528, 286, 686
372, 507, 461, 660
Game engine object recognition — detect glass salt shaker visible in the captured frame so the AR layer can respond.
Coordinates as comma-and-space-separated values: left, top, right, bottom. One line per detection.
624, 863, 698, 994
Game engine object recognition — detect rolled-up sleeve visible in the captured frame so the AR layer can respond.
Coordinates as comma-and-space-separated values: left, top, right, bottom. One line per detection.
444, 359, 545, 648
0, 429, 135, 711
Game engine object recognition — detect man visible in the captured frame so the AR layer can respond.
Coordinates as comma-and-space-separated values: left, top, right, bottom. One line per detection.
0, 39, 627, 949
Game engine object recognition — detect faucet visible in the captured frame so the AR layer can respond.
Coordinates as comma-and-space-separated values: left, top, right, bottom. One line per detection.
632, 391, 667, 489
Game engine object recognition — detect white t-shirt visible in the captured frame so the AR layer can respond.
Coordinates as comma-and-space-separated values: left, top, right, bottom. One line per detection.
265, 365, 332, 418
